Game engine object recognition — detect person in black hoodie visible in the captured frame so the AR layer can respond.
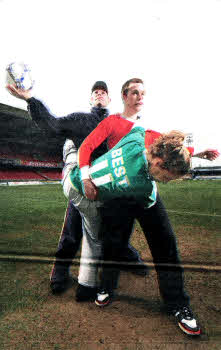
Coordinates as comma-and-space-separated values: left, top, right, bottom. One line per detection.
6, 80, 147, 300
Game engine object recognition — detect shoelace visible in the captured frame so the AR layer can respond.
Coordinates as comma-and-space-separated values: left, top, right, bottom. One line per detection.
176, 307, 193, 320
99, 290, 107, 295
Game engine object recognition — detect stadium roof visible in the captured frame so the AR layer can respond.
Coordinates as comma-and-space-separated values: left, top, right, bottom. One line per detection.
0, 103, 30, 120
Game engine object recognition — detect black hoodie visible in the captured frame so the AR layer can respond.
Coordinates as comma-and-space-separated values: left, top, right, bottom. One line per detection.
27, 97, 109, 161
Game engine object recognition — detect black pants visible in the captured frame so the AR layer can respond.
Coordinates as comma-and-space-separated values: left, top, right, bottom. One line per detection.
100, 194, 190, 311
55, 201, 82, 264
55, 200, 141, 266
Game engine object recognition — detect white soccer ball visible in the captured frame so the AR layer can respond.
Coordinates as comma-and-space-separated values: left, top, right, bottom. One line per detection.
6, 62, 34, 90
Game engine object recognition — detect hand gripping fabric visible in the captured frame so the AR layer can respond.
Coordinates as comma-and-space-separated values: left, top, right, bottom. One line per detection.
70, 126, 157, 209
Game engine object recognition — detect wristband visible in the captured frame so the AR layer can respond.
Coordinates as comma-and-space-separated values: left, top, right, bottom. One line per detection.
80, 166, 90, 180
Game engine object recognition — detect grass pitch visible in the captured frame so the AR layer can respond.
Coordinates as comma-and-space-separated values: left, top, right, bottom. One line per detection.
0, 181, 221, 349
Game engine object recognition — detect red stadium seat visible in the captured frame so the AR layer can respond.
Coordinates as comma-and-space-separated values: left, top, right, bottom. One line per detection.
38, 169, 62, 180
0, 169, 45, 181
0, 168, 62, 181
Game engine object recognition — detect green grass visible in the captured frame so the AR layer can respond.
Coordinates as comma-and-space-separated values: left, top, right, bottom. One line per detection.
0, 181, 221, 349
0, 185, 68, 256
133, 180, 221, 265
159, 181, 221, 265
0, 180, 220, 261
0, 184, 68, 342
159, 180, 221, 230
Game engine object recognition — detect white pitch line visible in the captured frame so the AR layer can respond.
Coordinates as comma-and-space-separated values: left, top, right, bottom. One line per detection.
167, 209, 221, 217
0, 254, 221, 271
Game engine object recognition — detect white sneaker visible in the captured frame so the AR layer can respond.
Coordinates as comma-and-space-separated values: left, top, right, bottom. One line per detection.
95, 290, 110, 307
174, 306, 201, 335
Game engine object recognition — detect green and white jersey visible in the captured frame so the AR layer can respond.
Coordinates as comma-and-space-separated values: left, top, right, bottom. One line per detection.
69, 127, 157, 209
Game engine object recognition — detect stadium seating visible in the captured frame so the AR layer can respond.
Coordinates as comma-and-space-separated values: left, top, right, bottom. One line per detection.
38, 169, 62, 180
0, 168, 62, 181
0, 102, 63, 184
0, 169, 46, 181
0, 152, 61, 163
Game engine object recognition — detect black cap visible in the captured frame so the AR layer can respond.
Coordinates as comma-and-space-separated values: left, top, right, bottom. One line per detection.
91, 81, 108, 94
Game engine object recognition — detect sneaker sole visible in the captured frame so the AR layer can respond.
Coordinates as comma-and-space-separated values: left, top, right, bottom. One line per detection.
178, 322, 201, 336
95, 299, 110, 307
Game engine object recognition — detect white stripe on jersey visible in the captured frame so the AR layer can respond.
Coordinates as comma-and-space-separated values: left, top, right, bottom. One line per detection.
92, 173, 114, 187
89, 159, 109, 175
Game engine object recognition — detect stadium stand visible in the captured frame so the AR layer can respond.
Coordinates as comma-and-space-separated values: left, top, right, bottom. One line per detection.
0, 169, 45, 181
0, 168, 62, 181
192, 166, 221, 180
0, 103, 64, 185
2, 102, 219, 184
38, 169, 62, 180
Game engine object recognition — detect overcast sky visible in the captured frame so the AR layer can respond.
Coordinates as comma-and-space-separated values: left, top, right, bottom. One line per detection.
0, 0, 221, 166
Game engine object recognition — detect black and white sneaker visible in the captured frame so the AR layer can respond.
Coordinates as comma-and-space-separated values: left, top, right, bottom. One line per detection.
95, 290, 111, 307
173, 306, 201, 336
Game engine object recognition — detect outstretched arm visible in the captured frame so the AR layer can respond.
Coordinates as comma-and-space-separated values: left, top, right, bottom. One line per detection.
6, 84, 97, 140
192, 149, 220, 161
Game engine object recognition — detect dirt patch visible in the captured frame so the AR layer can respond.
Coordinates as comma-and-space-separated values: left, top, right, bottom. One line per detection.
1, 266, 221, 350
131, 224, 221, 265
1, 223, 221, 350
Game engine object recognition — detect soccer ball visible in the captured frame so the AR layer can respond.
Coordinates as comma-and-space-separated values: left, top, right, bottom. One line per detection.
6, 62, 34, 90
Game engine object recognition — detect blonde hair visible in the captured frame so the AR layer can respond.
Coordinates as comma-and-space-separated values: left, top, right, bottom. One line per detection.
148, 131, 191, 175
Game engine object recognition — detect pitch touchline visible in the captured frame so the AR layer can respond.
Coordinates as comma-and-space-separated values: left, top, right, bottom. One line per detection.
167, 209, 221, 217
0, 254, 221, 272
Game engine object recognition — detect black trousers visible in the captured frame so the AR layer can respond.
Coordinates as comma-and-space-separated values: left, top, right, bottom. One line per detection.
55, 200, 82, 264
55, 200, 141, 266
100, 194, 190, 311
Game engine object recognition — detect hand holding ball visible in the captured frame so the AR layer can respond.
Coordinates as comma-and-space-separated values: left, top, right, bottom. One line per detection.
6, 62, 34, 90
